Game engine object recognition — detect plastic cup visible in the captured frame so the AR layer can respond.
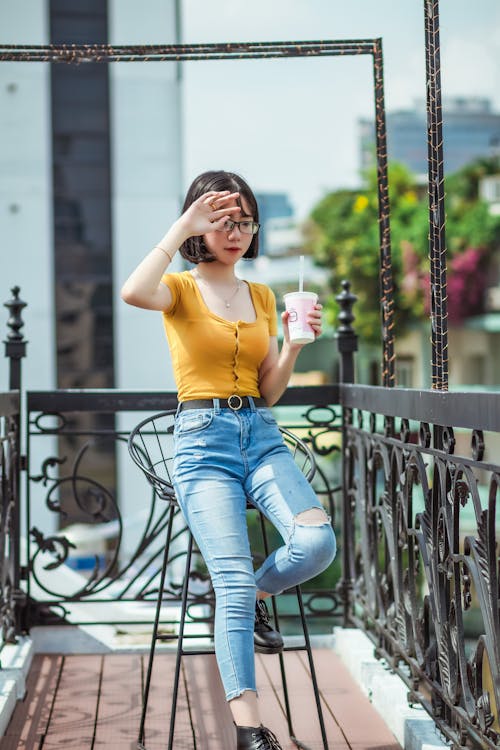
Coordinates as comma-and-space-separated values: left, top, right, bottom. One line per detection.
283, 291, 318, 344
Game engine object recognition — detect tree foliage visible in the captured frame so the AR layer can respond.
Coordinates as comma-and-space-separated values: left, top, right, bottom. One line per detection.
305, 158, 500, 343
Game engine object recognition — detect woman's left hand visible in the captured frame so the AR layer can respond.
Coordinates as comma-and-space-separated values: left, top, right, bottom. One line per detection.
281, 303, 323, 347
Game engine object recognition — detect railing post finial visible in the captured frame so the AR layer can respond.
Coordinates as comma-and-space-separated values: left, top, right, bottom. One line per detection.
335, 280, 358, 384
4, 286, 28, 391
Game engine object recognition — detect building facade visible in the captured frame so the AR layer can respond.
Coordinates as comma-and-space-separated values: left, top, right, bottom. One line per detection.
1, 0, 183, 392
0, 0, 183, 547
359, 97, 500, 179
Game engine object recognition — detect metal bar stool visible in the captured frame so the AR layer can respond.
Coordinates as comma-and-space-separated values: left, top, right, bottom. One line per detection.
128, 409, 329, 750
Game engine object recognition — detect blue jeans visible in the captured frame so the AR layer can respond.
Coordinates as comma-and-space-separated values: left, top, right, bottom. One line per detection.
172, 398, 336, 701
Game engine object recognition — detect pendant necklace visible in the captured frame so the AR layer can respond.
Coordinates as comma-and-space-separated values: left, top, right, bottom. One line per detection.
223, 280, 241, 308
195, 271, 241, 308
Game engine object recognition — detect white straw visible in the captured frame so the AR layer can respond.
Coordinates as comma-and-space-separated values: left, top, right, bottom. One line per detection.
299, 255, 304, 292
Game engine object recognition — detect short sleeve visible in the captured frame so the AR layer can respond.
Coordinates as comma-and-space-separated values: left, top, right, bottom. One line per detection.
161, 273, 180, 315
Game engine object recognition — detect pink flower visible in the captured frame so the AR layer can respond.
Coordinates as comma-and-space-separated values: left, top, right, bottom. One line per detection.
422, 247, 487, 324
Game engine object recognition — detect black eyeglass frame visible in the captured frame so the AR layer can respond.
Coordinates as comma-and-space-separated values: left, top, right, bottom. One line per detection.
216, 219, 260, 235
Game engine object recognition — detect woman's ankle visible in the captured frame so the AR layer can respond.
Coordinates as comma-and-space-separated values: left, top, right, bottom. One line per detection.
229, 690, 260, 728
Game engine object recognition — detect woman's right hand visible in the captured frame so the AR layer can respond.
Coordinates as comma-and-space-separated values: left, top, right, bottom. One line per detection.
121, 191, 242, 312
177, 190, 241, 238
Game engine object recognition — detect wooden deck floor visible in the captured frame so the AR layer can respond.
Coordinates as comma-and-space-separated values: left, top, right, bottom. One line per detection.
1, 649, 400, 750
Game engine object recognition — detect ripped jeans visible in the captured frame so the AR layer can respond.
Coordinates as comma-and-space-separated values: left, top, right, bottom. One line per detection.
172, 398, 337, 701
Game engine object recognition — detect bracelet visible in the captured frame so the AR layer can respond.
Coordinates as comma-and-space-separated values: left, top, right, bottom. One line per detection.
154, 245, 174, 263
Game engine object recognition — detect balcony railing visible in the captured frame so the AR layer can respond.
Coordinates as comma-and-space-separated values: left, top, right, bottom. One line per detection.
341, 384, 500, 749
22, 386, 343, 637
0, 390, 21, 650
1, 286, 500, 749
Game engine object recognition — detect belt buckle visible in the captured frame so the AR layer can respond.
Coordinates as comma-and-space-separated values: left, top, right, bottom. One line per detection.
227, 394, 243, 410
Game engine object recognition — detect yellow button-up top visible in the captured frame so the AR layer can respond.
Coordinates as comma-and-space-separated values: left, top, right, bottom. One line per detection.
161, 271, 278, 402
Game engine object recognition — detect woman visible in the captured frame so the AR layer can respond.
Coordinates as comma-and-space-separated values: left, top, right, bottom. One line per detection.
121, 170, 336, 750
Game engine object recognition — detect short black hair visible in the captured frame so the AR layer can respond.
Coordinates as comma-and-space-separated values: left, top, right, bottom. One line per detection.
179, 170, 259, 264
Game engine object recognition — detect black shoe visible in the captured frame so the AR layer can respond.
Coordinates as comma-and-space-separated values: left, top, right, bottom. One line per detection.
236, 724, 283, 749
254, 600, 283, 654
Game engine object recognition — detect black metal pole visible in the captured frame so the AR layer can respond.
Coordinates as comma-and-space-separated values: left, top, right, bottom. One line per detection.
335, 281, 358, 626
424, 0, 448, 391
3, 286, 27, 392
372, 39, 395, 388
335, 280, 358, 385
3, 287, 27, 636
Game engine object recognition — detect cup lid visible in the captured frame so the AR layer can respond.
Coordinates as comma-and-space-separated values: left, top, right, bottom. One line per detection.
283, 291, 318, 299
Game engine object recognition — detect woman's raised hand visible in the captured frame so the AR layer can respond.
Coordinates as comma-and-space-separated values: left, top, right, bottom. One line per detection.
178, 191, 241, 238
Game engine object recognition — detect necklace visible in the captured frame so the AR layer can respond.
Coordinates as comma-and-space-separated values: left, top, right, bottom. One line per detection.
222, 280, 241, 308
194, 272, 241, 308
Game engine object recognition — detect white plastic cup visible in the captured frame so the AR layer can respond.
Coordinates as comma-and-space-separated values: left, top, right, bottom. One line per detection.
283, 291, 318, 344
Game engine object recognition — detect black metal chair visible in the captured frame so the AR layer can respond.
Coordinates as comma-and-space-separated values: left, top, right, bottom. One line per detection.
128, 409, 329, 750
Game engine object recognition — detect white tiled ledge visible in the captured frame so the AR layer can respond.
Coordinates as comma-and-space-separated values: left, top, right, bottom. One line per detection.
333, 627, 450, 750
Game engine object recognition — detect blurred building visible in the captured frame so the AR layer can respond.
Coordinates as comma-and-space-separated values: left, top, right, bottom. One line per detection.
255, 192, 294, 255
1, 0, 183, 394
0, 0, 183, 541
359, 97, 500, 178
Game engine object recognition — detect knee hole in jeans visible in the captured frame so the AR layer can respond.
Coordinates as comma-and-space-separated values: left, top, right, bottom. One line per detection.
294, 508, 330, 526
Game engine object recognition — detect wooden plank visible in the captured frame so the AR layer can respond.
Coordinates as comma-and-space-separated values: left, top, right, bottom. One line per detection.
0, 647, 402, 750
41, 655, 103, 750
297, 650, 400, 750
92, 654, 142, 750
256, 650, 350, 750
138, 652, 196, 750
182, 653, 235, 749
2, 654, 63, 750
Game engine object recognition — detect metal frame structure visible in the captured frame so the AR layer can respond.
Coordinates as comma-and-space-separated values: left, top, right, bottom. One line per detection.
0, 37, 395, 386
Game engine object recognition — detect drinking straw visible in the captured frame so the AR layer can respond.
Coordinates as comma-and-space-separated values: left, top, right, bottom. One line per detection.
299, 254, 304, 292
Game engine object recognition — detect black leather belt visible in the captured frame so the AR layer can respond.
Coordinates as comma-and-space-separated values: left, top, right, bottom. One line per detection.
179, 396, 267, 411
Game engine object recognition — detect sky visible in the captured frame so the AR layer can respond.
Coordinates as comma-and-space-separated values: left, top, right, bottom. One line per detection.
180, 0, 500, 219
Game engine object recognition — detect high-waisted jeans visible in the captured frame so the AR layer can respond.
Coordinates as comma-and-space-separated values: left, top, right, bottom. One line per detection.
172, 398, 336, 701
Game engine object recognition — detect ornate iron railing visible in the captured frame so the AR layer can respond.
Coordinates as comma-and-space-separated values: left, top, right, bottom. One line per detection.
341, 383, 500, 749
23, 386, 343, 636
0, 391, 21, 651
3, 284, 500, 745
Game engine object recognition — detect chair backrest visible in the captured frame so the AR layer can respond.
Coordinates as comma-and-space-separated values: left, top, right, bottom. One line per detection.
279, 425, 316, 483
127, 410, 177, 502
127, 411, 316, 501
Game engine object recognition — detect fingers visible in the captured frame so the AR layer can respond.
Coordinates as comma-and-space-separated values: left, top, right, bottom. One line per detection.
307, 304, 323, 337
202, 191, 240, 215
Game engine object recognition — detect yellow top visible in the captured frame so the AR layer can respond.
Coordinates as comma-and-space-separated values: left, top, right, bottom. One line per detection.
161, 271, 278, 402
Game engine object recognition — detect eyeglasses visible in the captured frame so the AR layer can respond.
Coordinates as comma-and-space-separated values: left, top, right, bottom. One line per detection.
217, 219, 260, 235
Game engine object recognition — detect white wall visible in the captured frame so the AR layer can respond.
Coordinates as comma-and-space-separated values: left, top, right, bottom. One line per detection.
109, 0, 183, 395
0, 0, 57, 546
108, 0, 184, 561
0, 0, 55, 393
0, 0, 185, 570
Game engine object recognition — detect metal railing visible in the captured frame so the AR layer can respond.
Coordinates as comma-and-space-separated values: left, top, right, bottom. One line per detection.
3, 285, 500, 748
341, 384, 500, 749
0, 390, 21, 651
23, 386, 343, 635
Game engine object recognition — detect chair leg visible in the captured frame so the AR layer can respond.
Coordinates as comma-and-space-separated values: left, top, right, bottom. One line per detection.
258, 511, 329, 750
295, 585, 329, 750
138, 503, 176, 749
167, 531, 194, 750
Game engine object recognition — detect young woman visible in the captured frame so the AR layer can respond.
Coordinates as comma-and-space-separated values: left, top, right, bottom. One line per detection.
121, 170, 336, 750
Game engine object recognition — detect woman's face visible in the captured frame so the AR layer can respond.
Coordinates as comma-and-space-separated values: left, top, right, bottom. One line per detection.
202, 195, 255, 265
